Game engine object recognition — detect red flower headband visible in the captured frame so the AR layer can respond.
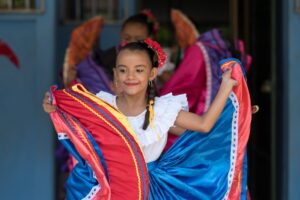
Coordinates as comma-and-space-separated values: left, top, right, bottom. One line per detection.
143, 38, 166, 68
140, 9, 160, 35
120, 38, 166, 68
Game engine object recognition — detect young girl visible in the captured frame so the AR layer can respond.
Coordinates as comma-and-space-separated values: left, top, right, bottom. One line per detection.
43, 38, 251, 200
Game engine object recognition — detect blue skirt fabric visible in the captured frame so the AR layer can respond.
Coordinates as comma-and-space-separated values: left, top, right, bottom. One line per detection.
148, 92, 249, 200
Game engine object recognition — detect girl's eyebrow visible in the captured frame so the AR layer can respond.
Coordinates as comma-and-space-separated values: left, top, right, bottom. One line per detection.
135, 65, 146, 68
116, 64, 127, 68
116, 64, 146, 68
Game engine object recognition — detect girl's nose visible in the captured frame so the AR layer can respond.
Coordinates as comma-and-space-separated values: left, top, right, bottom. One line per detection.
127, 70, 135, 79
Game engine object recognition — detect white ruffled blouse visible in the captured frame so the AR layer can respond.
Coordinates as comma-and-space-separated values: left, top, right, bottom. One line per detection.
96, 91, 188, 163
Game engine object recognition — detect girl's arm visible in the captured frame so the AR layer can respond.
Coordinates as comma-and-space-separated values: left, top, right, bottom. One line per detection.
174, 68, 237, 133
169, 126, 187, 136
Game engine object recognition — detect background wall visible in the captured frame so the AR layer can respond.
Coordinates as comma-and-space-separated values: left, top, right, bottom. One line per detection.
0, 1, 56, 199
282, 0, 300, 199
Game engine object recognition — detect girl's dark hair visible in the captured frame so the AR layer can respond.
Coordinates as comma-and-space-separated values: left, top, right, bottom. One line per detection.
122, 13, 156, 37
119, 42, 159, 67
142, 80, 157, 129
118, 42, 158, 130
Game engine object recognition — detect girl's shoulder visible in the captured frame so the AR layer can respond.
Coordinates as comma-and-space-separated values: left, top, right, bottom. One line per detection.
154, 93, 189, 117
96, 91, 116, 106
155, 93, 187, 103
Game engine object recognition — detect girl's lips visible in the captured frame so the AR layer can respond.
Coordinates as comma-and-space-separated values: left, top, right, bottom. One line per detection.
124, 82, 139, 86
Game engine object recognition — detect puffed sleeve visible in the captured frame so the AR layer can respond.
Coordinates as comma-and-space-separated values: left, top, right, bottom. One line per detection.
96, 91, 115, 105
155, 92, 188, 124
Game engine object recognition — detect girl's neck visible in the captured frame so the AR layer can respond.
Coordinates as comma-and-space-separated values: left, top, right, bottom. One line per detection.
116, 93, 147, 116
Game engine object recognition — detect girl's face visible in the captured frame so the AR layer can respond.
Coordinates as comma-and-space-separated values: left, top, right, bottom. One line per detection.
120, 23, 149, 43
115, 49, 157, 96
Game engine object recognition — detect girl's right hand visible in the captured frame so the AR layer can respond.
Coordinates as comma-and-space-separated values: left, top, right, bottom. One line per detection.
42, 92, 57, 113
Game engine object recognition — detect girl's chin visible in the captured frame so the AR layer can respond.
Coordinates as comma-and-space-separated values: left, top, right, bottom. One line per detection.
122, 89, 143, 96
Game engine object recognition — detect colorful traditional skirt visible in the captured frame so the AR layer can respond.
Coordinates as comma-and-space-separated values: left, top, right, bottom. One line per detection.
49, 58, 251, 199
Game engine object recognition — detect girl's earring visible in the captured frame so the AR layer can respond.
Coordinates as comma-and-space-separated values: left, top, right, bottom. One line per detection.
149, 80, 153, 87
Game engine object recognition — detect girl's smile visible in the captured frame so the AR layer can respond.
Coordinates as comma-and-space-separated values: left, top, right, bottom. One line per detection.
124, 82, 139, 86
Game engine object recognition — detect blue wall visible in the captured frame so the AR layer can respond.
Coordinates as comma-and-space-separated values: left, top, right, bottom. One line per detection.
0, 1, 56, 199
282, 0, 300, 199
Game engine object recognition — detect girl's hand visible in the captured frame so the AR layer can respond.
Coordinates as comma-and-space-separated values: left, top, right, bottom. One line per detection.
174, 65, 239, 133
42, 92, 57, 113
222, 67, 238, 87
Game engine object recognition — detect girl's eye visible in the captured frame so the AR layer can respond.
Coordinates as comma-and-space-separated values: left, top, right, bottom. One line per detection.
118, 68, 126, 73
136, 69, 144, 73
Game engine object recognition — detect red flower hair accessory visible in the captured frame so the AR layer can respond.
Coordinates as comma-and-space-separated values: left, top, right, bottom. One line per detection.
144, 38, 166, 68
140, 9, 160, 35
120, 40, 127, 47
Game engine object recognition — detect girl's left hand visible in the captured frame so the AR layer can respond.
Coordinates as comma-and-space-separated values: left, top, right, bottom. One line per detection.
222, 68, 238, 87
